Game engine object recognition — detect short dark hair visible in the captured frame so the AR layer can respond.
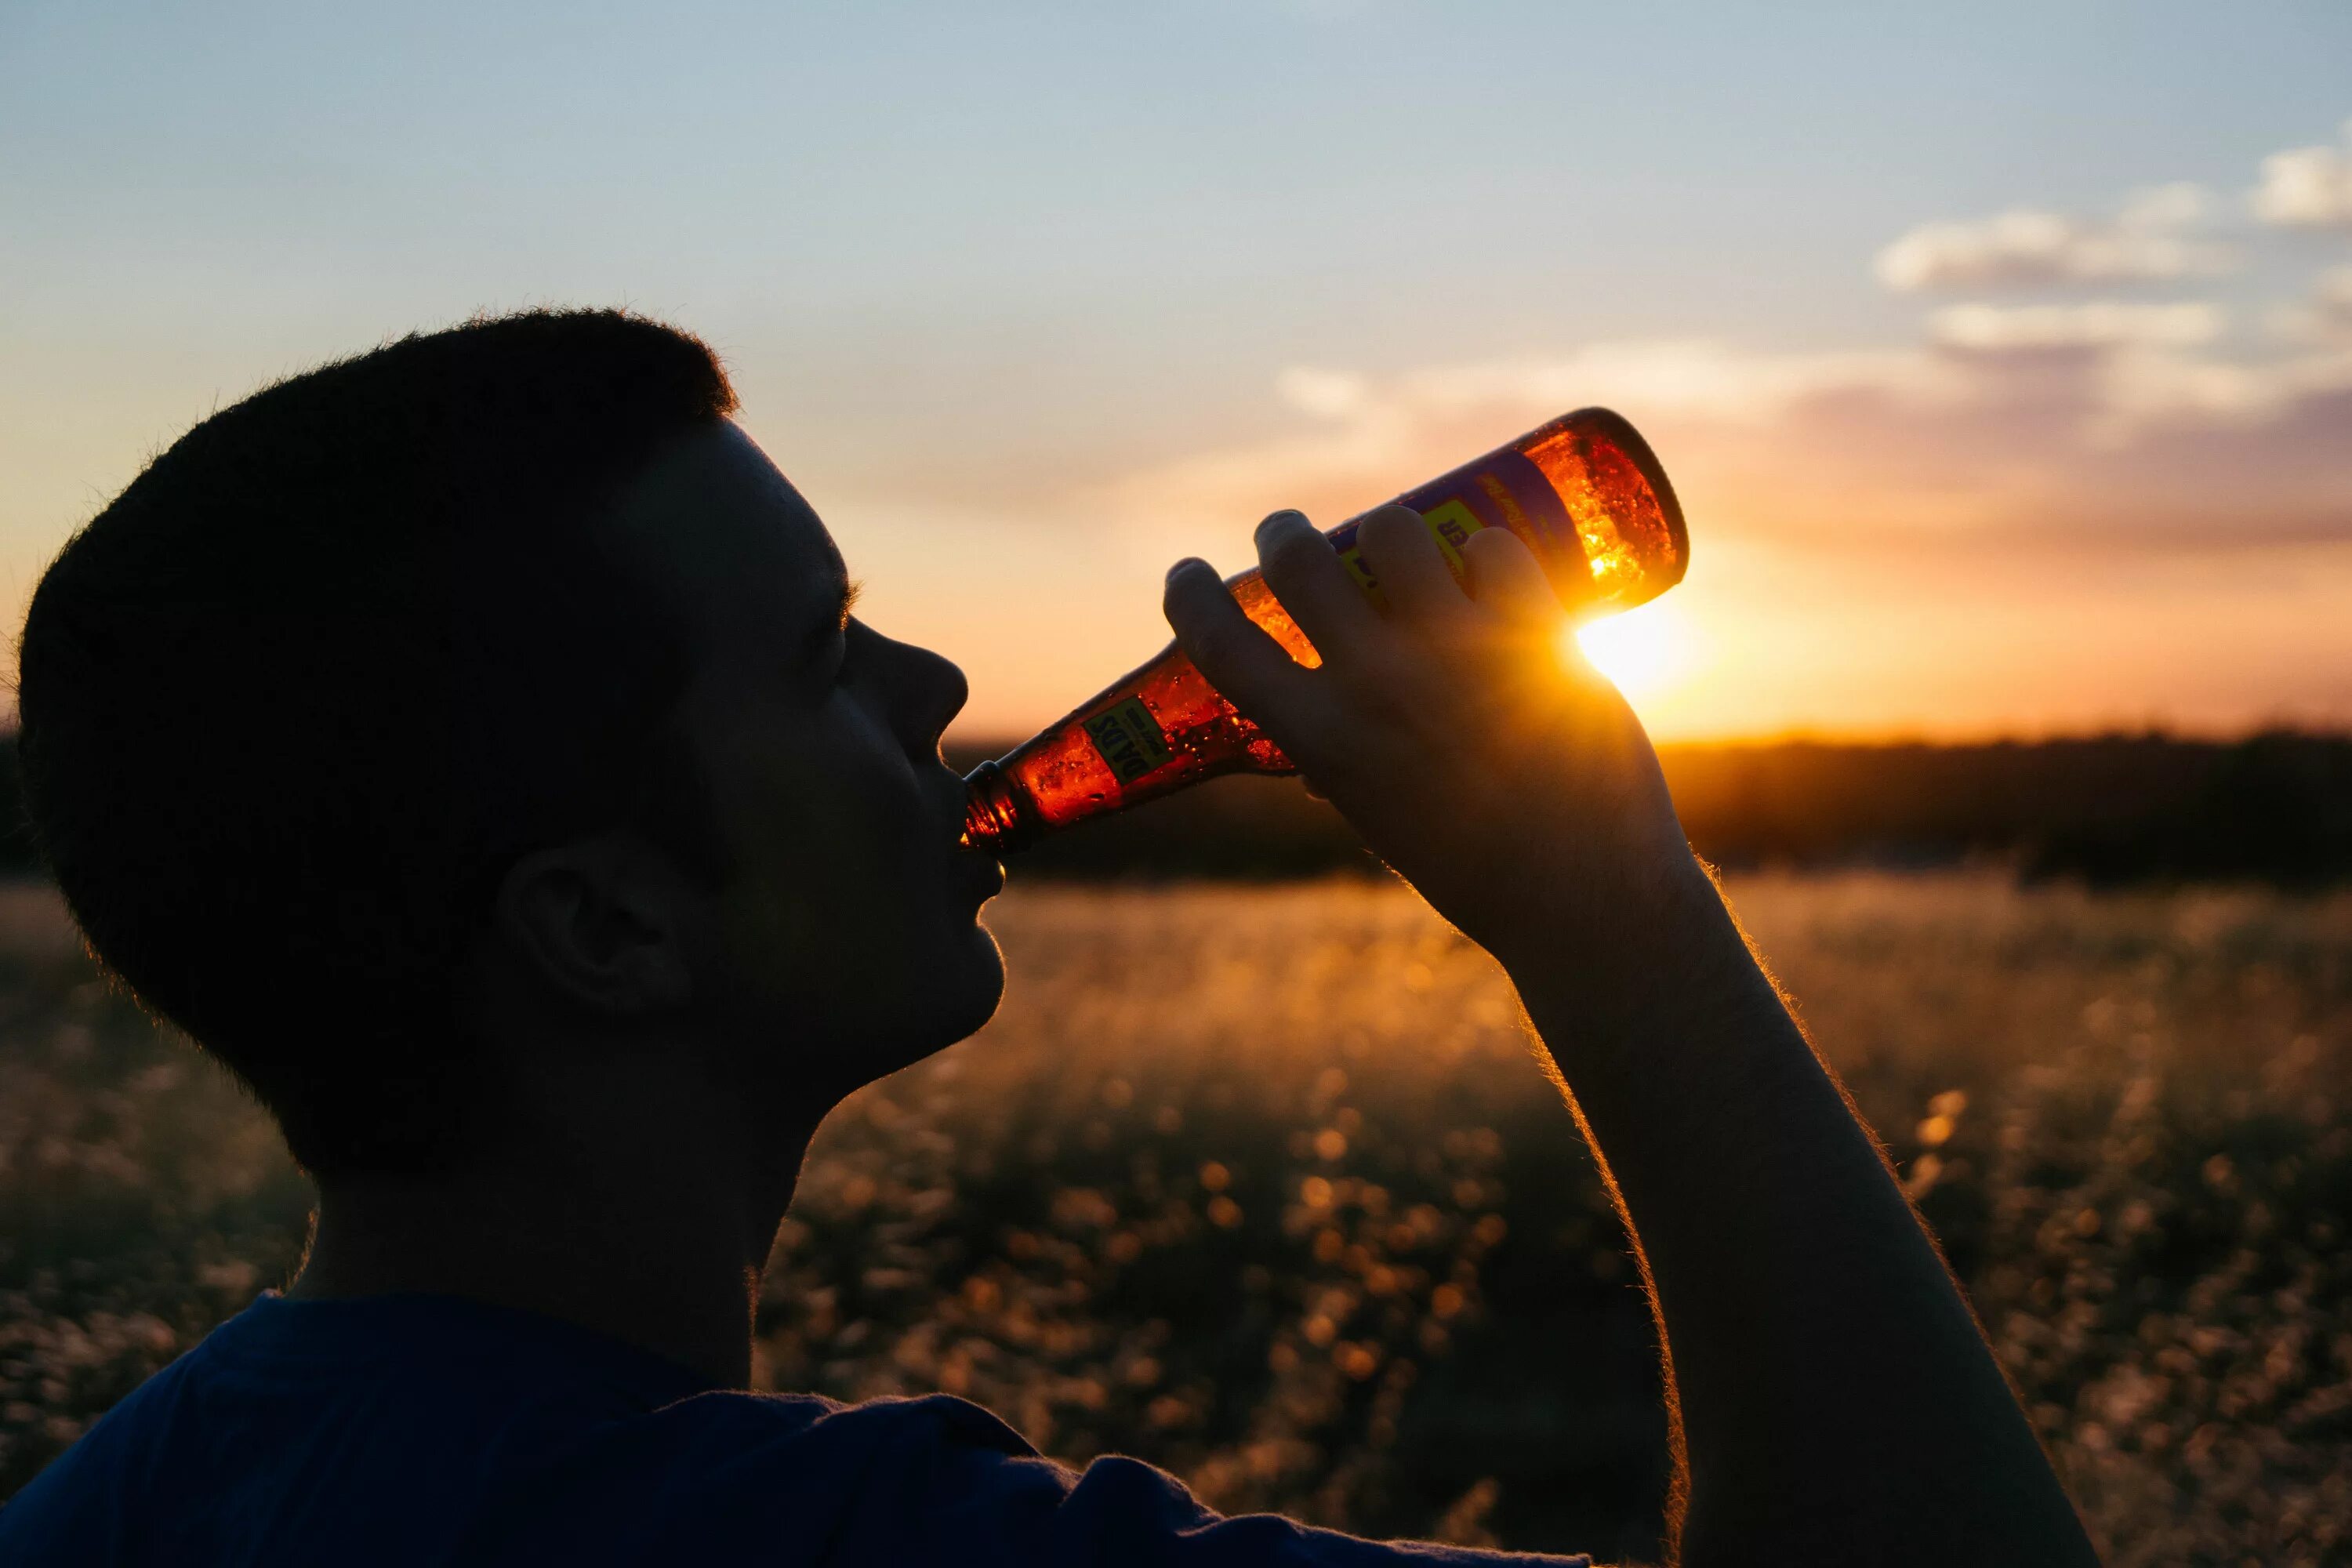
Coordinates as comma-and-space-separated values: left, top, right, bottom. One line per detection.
16, 309, 739, 1176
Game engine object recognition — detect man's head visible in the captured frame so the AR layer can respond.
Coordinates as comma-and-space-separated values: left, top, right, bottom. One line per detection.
16, 310, 1003, 1181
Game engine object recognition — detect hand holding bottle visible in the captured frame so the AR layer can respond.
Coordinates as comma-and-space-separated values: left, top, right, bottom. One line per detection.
1163, 504, 1706, 968
1171, 506, 2103, 1568
964, 409, 1687, 851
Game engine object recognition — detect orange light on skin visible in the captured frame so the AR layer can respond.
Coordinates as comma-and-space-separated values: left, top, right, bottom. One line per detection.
1571, 599, 1693, 705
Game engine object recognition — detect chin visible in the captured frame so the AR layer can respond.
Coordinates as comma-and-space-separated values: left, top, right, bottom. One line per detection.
869, 925, 1004, 1077
931, 926, 1007, 1048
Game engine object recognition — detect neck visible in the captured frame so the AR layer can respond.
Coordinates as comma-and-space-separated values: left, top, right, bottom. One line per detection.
289, 1091, 818, 1389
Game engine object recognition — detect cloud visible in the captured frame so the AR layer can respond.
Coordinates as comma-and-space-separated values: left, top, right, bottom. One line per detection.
1091, 319, 2352, 571
1876, 183, 2237, 292
1272, 366, 1369, 420
2319, 266, 2352, 335
1078, 132, 2351, 684
2251, 119, 2352, 230
2268, 265, 2352, 347
1928, 300, 2225, 353
1094, 340, 1968, 552
1285, 340, 1964, 426
1069, 136, 2352, 739
2094, 340, 2352, 433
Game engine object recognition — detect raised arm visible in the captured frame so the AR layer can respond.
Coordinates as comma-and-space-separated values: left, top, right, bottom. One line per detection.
1163, 507, 2098, 1567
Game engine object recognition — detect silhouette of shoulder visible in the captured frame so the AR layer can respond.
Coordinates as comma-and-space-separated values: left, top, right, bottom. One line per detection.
0, 1294, 1588, 1566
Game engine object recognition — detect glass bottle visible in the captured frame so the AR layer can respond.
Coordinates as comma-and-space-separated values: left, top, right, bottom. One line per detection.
964, 408, 1687, 851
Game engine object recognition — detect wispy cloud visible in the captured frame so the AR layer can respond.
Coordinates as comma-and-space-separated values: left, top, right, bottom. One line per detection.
1875, 184, 2237, 292
1094, 293, 2352, 564
1058, 120, 2352, 739
2252, 119, 2352, 230
2316, 266, 2352, 337
2266, 264, 2352, 348
1058, 119, 2352, 739
1928, 300, 2225, 353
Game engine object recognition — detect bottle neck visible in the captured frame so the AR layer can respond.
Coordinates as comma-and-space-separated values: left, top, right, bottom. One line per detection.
961, 760, 1033, 852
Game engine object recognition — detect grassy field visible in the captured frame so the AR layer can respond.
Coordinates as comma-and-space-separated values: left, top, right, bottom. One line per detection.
1, 874, 2348, 1563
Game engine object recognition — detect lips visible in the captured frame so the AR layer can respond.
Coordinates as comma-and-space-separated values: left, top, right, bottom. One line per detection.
937, 769, 1004, 896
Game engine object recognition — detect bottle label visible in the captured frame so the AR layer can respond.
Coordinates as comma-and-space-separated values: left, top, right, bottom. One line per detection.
1334, 498, 1483, 604
1327, 448, 1577, 608
1083, 696, 1175, 783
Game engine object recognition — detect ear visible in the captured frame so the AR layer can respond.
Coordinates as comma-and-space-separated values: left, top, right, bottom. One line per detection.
490, 837, 701, 1016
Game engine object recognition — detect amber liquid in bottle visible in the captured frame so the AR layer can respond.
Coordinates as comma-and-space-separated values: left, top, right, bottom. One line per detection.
964, 407, 1688, 851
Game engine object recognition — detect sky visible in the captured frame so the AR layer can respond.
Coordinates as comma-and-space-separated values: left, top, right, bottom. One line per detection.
4, 1, 2350, 742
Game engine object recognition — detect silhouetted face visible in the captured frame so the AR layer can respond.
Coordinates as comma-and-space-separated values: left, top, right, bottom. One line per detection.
610, 420, 1004, 1102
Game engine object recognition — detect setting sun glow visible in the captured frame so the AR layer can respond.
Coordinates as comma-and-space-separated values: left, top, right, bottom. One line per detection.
1572, 601, 1690, 705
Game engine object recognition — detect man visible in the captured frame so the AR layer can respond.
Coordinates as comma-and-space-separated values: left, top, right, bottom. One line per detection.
0, 310, 2097, 1565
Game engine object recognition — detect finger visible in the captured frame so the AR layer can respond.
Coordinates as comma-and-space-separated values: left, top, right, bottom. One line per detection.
1356, 504, 1472, 628
1253, 510, 1381, 666
1163, 557, 1316, 727
1461, 526, 1562, 632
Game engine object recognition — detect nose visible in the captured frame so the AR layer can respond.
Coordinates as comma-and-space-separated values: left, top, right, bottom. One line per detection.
875, 628, 969, 756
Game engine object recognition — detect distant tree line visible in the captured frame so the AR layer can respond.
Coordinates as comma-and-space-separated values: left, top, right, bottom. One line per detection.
0, 731, 2341, 887
943, 731, 2352, 888
1662, 731, 2352, 887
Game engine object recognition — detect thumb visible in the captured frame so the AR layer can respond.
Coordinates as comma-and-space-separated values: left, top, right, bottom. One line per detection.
1163, 558, 1316, 732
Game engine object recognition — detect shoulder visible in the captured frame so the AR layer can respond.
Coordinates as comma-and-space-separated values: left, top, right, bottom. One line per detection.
578, 1396, 1588, 1567
601, 1386, 1040, 1494
453, 1390, 1044, 1562
990, 1451, 1593, 1567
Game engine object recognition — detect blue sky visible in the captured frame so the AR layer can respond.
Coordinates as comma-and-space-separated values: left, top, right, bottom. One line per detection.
5, 2, 2350, 735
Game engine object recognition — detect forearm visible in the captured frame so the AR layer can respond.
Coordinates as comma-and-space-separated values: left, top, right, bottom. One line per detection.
1501, 862, 2096, 1567
1156, 514, 2096, 1563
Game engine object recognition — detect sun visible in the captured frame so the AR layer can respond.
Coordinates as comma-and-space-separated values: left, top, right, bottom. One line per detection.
1569, 600, 1690, 702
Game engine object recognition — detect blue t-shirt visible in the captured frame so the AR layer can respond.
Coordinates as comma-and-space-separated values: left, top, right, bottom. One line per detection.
0, 1293, 1587, 1566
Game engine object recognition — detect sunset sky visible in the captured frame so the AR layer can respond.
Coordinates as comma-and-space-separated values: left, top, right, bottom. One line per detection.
5, 2, 2350, 741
